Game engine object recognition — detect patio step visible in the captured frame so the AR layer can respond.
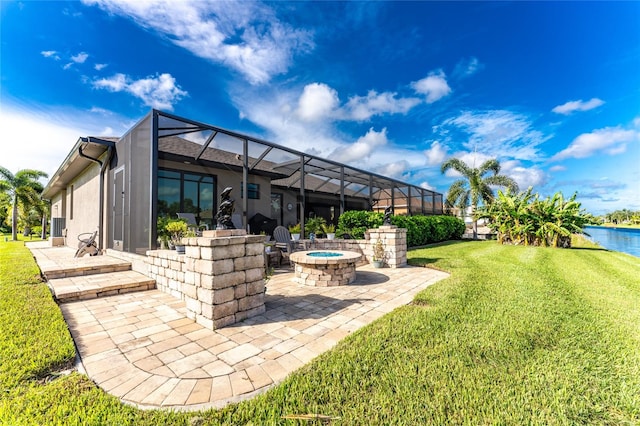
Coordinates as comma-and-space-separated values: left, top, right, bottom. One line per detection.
48, 270, 156, 303
42, 259, 132, 280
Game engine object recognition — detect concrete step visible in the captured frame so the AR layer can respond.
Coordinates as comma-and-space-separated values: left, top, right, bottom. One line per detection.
49, 270, 156, 303
42, 259, 132, 280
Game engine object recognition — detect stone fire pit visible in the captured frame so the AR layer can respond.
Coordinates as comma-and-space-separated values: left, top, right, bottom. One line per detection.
289, 250, 362, 286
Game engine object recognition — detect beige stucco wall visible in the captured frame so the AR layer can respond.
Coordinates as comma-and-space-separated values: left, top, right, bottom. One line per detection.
50, 191, 66, 220
63, 162, 102, 249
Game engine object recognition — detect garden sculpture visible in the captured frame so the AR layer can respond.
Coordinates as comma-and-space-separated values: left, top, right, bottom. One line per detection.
383, 206, 393, 225
216, 186, 236, 229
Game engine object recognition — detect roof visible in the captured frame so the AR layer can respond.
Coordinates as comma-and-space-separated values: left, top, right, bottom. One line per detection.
42, 137, 117, 199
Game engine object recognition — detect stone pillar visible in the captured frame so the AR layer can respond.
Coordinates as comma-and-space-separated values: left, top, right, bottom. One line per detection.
184, 230, 266, 329
365, 225, 407, 268
148, 230, 266, 330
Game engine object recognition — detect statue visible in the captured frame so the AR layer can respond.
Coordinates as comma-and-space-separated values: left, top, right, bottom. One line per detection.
216, 187, 236, 229
383, 206, 393, 226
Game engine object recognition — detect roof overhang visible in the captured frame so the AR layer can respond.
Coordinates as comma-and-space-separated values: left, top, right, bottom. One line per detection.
41, 137, 116, 200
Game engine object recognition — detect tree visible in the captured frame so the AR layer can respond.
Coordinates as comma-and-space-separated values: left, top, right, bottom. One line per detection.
0, 167, 48, 241
441, 158, 518, 239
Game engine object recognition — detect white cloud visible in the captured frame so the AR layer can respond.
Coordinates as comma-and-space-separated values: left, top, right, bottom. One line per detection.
424, 141, 447, 166
94, 73, 128, 91
453, 57, 483, 79
411, 70, 451, 103
331, 127, 389, 163
552, 98, 604, 115
63, 63, 73, 70
501, 160, 547, 190
93, 73, 187, 110
41, 50, 60, 60
71, 52, 89, 63
344, 90, 420, 121
0, 104, 129, 178
420, 181, 435, 191
549, 165, 566, 172
376, 160, 409, 179
296, 83, 339, 122
94, 63, 108, 71
82, 0, 313, 85
440, 110, 550, 161
551, 125, 640, 161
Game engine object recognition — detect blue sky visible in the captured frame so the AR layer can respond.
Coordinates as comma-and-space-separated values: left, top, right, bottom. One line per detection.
1, 1, 639, 215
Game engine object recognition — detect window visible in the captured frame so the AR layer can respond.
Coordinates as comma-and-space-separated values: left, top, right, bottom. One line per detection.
158, 169, 216, 227
240, 182, 260, 199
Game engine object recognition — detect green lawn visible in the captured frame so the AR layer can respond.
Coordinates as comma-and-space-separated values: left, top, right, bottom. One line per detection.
1, 238, 639, 424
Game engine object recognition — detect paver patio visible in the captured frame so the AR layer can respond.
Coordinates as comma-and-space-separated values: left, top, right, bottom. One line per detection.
29, 244, 448, 410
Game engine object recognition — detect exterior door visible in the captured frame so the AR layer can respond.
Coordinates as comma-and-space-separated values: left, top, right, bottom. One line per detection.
113, 167, 125, 250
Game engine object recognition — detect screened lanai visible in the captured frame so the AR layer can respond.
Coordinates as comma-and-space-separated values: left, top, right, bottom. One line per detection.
111, 110, 443, 254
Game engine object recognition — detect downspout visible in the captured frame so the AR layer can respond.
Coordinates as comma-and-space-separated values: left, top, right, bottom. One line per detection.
78, 144, 114, 253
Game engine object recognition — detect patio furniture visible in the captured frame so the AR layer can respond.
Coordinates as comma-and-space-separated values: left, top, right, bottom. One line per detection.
273, 225, 303, 265
177, 213, 208, 236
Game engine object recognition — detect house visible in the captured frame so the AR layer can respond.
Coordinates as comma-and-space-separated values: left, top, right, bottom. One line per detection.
42, 110, 444, 255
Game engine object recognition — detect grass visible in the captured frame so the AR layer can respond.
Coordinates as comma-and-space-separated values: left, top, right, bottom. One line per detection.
1, 237, 639, 424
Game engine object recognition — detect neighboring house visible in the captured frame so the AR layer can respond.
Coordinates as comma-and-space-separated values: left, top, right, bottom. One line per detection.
42, 110, 444, 255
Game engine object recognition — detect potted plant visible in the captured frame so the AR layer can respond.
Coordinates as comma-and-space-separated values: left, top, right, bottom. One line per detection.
372, 238, 385, 268
157, 216, 171, 249
288, 223, 301, 240
165, 219, 188, 254
323, 223, 336, 240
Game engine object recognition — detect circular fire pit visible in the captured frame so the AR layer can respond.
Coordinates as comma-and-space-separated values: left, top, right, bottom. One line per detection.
289, 250, 362, 286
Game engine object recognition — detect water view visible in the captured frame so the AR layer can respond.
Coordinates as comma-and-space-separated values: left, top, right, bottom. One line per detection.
584, 226, 640, 258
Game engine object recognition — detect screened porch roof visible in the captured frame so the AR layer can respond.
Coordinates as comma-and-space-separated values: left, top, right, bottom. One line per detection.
156, 110, 442, 203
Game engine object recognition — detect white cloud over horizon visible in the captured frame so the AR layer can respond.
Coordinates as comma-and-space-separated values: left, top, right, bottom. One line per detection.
552, 98, 604, 115
439, 109, 551, 161
551, 124, 640, 161
330, 127, 389, 163
93, 73, 187, 110
0, 104, 130, 178
82, 0, 314, 85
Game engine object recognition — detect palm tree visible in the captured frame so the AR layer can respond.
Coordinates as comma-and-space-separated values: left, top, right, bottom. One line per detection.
0, 167, 48, 241
441, 158, 518, 239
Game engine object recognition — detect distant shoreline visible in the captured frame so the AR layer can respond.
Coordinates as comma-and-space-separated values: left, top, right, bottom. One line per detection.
591, 224, 640, 230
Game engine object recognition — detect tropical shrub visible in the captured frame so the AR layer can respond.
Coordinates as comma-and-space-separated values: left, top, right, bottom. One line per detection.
480, 189, 592, 248
337, 210, 383, 239
337, 211, 464, 246
304, 217, 327, 237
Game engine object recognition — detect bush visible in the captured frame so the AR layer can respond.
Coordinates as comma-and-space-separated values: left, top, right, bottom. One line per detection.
337, 211, 464, 246
337, 210, 383, 239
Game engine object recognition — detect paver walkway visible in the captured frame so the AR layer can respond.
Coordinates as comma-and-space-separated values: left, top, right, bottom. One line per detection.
59, 264, 448, 410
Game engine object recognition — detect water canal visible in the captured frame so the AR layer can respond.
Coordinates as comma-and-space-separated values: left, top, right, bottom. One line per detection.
584, 226, 640, 258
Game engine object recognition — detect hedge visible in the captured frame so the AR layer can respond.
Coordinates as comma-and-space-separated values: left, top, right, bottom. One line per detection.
337, 211, 465, 247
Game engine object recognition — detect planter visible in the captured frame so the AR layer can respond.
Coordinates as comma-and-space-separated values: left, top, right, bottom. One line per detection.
175, 245, 186, 254
372, 259, 384, 268
291, 233, 301, 241
326, 233, 335, 240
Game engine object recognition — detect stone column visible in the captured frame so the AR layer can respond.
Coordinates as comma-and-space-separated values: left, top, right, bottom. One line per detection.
365, 225, 407, 268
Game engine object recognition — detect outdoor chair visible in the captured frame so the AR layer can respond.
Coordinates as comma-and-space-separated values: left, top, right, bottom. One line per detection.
177, 213, 208, 236
273, 225, 302, 266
